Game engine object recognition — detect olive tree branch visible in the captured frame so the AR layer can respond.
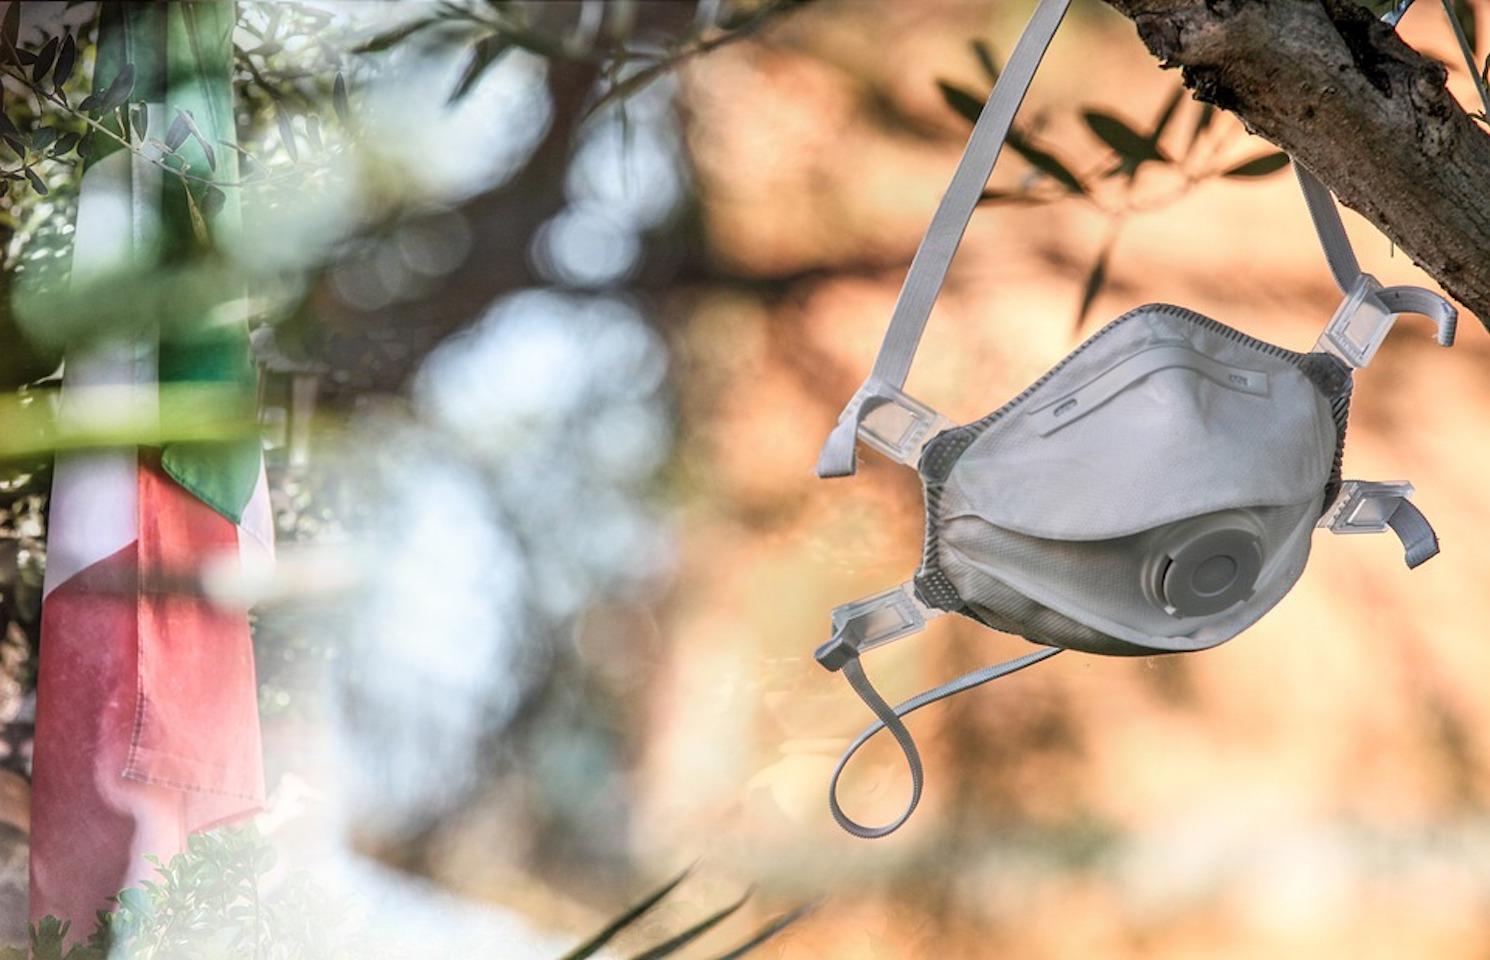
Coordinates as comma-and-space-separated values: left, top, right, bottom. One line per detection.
1100, 0, 1490, 327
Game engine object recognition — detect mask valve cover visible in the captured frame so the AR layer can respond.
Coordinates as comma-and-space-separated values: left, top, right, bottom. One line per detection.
1144, 514, 1264, 618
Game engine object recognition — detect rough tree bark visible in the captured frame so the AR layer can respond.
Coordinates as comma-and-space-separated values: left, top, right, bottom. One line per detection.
1102, 0, 1490, 328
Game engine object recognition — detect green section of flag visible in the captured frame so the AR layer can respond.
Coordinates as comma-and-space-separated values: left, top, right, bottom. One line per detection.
155, 0, 260, 525
84, 4, 166, 169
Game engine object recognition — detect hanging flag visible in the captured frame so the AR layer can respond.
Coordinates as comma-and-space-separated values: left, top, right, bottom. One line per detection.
30, 1, 272, 931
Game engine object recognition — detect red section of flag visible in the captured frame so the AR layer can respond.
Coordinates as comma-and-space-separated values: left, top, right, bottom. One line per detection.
130, 459, 264, 821
31, 458, 263, 928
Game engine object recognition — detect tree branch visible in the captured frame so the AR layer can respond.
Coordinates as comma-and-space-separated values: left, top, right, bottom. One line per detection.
1102, 0, 1490, 328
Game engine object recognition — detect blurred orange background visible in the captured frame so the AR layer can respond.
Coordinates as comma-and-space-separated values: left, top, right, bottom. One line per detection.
584, 2, 1490, 957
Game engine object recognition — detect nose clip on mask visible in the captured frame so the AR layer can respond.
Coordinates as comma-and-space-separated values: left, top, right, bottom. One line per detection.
814, 0, 1459, 839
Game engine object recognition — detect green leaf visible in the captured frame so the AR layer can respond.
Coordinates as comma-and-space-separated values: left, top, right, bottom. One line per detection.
978, 189, 1042, 205
1, 3, 18, 53
352, 16, 442, 54
1082, 109, 1168, 166
332, 72, 350, 125
96, 64, 136, 114
164, 112, 191, 153
448, 34, 511, 104
53, 32, 75, 90
1005, 129, 1085, 194
115, 887, 151, 918
276, 107, 298, 163
935, 78, 983, 126
709, 902, 817, 960
559, 868, 692, 960
1223, 151, 1290, 177
23, 166, 46, 195
178, 109, 215, 171
970, 39, 1000, 82
627, 891, 752, 960
586, 60, 670, 119
31, 35, 57, 84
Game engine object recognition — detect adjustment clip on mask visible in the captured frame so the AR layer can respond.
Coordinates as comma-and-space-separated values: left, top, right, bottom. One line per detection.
813, 0, 1458, 839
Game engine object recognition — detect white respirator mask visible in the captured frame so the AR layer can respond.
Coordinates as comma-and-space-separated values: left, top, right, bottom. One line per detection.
813, 0, 1458, 839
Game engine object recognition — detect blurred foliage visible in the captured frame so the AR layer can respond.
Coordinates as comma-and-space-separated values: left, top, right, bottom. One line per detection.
936, 41, 1290, 327
8, 828, 362, 960
3, 830, 806, 960
352, 0, 811, 113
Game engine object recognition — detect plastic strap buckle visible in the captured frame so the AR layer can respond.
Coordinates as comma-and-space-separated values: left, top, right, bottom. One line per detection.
816, 379, 956, 477
1319, 480, 1416, 533
1314, 275, 1457, 370
814, 581, 941, 672
1318, 480, 1440, 568
854, 380, 955, 467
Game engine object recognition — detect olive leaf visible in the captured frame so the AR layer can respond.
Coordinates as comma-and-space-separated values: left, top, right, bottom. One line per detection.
1223, 151, 1290, 177
52, 32, 76, 91
164, 112, 192, 153
971, 38, 1000, 83
558, 869, 692, 960
935, 78, 983, 125
935, 80, 1086, 194
177, 109, 216, 171
30, 35, 58, 84
95, 64, 136, 115
1, 3, 18, 54
332, 72, 350, 126
625, 891, 751, 960
352, 16, 443, 54
276, 106, 298, 162
1005, 129, 1086, 194
1076, 241, 1111, 329
448, 34, 511, 104
1082, 109, 1168, 170
710, 903, 819, 960
199, 184, 227, 221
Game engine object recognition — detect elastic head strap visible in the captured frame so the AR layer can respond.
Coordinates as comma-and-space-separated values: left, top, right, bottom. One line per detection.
813, 0, 1072, 479
828, 646, 1062, 839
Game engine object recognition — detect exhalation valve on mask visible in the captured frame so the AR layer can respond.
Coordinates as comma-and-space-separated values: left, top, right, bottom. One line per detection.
811, 0, 1464, 840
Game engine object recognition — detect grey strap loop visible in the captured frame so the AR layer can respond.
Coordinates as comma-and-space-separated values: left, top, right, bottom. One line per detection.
1386, 497, 1440, 568
1377, 285, 1458, 346
829, 646, 1062, 839
816, 392, 892, 479
1293, 162, 1364, 294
